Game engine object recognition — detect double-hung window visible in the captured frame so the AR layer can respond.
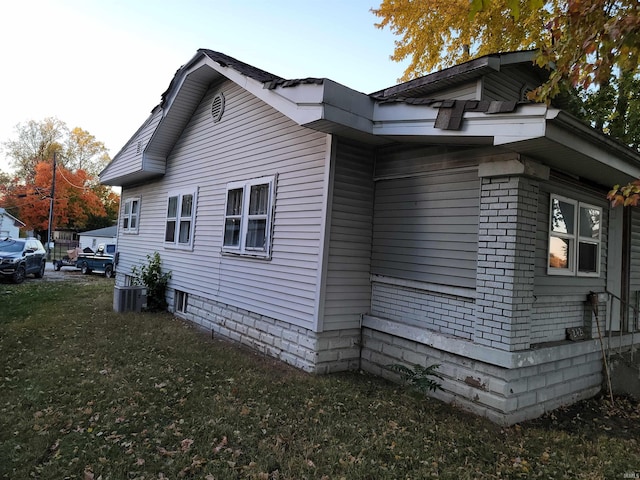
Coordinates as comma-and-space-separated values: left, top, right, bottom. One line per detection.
122, 198, 140, 234
548, 194, 602, 276
223, 176, 275, 257
165, 190, 197, 249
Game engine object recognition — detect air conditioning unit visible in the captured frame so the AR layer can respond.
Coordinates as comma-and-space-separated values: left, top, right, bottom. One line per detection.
113, 285, 146, 313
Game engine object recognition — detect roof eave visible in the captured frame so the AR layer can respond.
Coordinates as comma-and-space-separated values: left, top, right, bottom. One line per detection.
370, 50, 538, 99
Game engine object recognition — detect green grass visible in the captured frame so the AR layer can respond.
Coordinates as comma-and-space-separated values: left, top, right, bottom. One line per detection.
1, 279, 639, 479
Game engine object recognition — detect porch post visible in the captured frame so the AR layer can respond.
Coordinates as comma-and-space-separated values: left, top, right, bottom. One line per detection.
473, 157, 549, 351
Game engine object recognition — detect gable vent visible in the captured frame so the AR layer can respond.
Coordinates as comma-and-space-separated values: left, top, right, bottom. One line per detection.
135, 140, 142, 155
520, 85, 535, 102
211, 92, 225, 123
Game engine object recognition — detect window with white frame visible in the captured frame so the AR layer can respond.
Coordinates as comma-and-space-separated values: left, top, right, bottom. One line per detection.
223, 176, 275, 257
548, 194, 602, 276
165, 190, 197, 248
122, 197, 140, 233
175, 290, 188, 314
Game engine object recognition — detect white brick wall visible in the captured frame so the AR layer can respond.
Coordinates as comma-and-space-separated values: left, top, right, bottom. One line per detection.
474, 176, 539, 351
530, 296, 608, 343
530, 298, 584, 342
371, 282, 475, 339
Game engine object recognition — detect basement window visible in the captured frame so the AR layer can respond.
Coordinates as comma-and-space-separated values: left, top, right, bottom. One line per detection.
548, 194, 602, 276
175, 290, 188, 314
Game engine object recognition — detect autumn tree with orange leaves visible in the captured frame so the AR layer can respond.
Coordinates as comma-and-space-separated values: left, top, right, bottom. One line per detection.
2, 162, 112, 235
0, 118, 118, 236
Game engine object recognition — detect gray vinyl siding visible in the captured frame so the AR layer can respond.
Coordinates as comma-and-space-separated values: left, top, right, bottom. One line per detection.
482, 66, 540, 102
373, 144, 476, 180
322, 139, 375, 331
533, 178, 609, 296
102, 110, 162, 181
429, 82, 479, 100
630, 209, 640, 292
117, 79, 329, 330
371, 169, 480, 289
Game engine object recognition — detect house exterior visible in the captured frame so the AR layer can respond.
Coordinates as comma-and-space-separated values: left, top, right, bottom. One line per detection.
100, 49, 640, 425
0, 208, 25, 238
78, 225, 118, 252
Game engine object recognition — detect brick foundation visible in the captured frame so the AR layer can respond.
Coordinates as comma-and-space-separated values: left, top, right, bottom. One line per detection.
361, 315, 604, 425
168, 289, 361, 374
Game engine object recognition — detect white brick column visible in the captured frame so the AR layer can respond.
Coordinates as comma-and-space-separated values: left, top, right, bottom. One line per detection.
474, 157, 548, 351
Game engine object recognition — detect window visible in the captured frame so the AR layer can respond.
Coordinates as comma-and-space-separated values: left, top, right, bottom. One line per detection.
165, 190, 197, 249
548, 194, 602, 276
223, 176, 275, 257
123, 198, 140, 234
175, 290, 188, 314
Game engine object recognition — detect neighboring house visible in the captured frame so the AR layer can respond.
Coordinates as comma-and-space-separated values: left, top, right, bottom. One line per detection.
78, 225, 118, 252
0, 208, 25, 238
100, 49, 640, 425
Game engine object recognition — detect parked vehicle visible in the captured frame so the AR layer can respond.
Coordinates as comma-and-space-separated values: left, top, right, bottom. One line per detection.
76, 244, 117, 278
54, 247, 83, 271
0, 237, 47, 283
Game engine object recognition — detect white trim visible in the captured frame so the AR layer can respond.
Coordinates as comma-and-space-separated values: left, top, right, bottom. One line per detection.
547, 194, 577, 275
547, 193, 602, 277
122, 197, 140, 234
222, 175, 275, 258
314, 135, 335, 332
175, 289, 188, 314
164, 188, 197, 251
606, 206, 623, 330
576, 201, 602, 277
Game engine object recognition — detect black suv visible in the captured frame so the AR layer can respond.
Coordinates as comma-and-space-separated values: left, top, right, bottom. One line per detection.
0, 237, 47, 283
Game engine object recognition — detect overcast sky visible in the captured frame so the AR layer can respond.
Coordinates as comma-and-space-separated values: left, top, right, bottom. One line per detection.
0, 0, 408, 173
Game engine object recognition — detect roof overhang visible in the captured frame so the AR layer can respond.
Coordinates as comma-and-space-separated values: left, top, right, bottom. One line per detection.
103, 49, 640, 190
370, 50, 542, 100
0, 208, 26, 228
140, 52, 377, 173
362, 102, 640, 188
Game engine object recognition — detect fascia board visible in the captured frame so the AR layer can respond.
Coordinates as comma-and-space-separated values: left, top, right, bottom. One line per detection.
0, 210, 25, 227
373, 102, 439, 122
491, 105, 549, 144
263, 79, 376, 131
198, 56, 327, 125
100, 108, 160, 181
161, 52, 212, 111
545, 117, 640, 179
165, 57, 376, 136
310, 80, 375, 133
372, 103, 549, 142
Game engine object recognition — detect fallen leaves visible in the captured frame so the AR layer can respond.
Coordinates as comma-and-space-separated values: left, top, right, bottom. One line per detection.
180, 438, 194, 453
3, 281, 640, 480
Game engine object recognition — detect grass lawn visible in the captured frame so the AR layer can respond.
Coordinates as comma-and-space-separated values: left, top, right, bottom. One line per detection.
1, 278, 639, 479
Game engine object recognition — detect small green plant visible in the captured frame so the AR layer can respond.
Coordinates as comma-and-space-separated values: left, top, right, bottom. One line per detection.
131, 251, 171, 312
388, 363, 444, 393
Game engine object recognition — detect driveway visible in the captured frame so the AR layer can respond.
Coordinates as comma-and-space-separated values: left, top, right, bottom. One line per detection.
43, 260, 87, 282
0, 261, 88, 283
1, 260, 112, 290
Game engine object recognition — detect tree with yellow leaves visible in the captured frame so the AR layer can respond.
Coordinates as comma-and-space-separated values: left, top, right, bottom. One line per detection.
372, 0, 640, 143
373, 0, 640, 203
